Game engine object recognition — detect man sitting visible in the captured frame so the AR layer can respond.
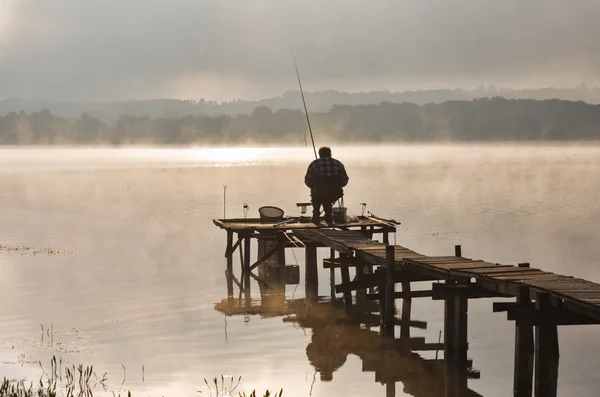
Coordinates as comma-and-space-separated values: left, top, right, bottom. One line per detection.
304, 146, 349, 224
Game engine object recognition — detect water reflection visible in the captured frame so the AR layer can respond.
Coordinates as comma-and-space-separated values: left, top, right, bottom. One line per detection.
215, 291, 483, 397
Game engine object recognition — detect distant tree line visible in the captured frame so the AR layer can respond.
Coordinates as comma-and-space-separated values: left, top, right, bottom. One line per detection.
1, 98, 600, 145
2, 84, 600, 122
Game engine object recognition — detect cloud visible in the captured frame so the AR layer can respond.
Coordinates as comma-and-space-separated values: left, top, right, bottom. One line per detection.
1, 0, 600, 101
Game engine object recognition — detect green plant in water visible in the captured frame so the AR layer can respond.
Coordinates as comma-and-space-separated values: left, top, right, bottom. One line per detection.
200, 375, 282, 397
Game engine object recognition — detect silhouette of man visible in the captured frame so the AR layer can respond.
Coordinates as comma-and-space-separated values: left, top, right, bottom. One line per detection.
304, 146, 349, 224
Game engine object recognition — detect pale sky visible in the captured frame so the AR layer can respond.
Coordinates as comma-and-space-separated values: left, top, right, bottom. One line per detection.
1, 0, 600, 102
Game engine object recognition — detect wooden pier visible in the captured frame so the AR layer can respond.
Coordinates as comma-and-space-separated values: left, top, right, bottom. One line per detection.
213, 213, 600, 397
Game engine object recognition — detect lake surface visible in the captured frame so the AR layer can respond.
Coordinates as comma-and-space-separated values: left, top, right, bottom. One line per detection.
1, 144, 600, 396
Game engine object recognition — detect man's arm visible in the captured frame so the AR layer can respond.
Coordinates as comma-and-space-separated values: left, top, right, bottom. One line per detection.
339, 162, 349, 187
305, 161, 316, 188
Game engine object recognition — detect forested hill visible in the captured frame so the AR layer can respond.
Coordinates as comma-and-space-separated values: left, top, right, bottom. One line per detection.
1, 85, 600, 122
1, 98, 599, 145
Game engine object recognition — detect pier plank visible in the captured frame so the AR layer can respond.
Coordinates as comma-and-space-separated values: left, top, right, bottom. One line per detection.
291, 228, 600, 320
466, 266, 540, 274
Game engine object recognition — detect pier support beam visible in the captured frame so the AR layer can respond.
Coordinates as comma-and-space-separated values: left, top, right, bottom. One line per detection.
443, 284, 470, 397
226, 231, 234, 299
514, 265, 534, 397
305, 243, 318, 302
386, 381, 395, 397
454, 291, 469, 394
378, 267, 386, 335
276, 232, 286, 293
243, 235, 251, 306
330, 248, 336, 301
444, 281, 457, 397
400, 279, 412, 339
534, 292, 559, 397
339, 252, 352, 311
357, 263, 375, 327
442, 244, 469, 397
383, 245, 396, 338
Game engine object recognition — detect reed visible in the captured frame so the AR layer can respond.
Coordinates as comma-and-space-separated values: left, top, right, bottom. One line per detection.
1, 356, 282, 397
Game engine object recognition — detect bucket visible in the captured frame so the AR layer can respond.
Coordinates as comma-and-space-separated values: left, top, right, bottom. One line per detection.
259, 206, 285, 220
332, 207, 347, 222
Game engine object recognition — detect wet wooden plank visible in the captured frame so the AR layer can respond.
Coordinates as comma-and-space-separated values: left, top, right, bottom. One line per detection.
560, 292, 600, 299
213, 219, 227, 228
463, 266, 534, 274
525, 280, 600, 290
495, 273, 562, 281
330, 236, 371, 240
324, 236, 375, 242
581, 298, 600, 304
478, 271, 548, 280
398, 255, 431, 261
414, 256, 466, 263
354, 246, 389, 251
217, 220, 390, 232
425, 261, 492, 270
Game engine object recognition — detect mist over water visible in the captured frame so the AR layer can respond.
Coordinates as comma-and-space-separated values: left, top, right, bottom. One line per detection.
1, 144, 600, 396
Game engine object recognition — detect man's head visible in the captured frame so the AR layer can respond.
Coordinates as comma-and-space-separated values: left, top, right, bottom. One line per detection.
318, 146, 332, 158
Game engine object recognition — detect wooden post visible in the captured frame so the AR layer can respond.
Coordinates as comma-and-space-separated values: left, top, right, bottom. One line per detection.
534, 292, 559, 397
444, 281, 457, 397
514, 264, 534, 397
377, 267, 385, 335
244, 235, 251, 305
360, 225, 367, 238
239, 237, 245, 285
383, 245, 395, 338
454, 244, 462, 257
383, 230, 390, 245
386, 381, 395, 397
361, 264, 375, 328
339, 252, 352, 310
330, 248, 336, 301
400, 279, 412, 339
226, 231, 234, 299
276, 232, 286, 293
454, 291, 468, 395
355, 262, 367, 311
305, 243, 318, 302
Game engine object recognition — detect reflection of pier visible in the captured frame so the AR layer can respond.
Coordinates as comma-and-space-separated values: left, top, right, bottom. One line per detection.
215, 296, 483, 397
214, 208, 600, 397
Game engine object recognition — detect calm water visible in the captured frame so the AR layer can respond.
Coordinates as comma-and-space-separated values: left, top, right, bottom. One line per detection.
1, 144, 600, 396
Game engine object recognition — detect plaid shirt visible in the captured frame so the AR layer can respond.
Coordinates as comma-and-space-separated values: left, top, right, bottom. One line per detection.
304, 156, 349, 188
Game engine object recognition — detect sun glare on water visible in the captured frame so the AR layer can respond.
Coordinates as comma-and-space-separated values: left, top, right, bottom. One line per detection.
187, 147, 305, 166
196, 147, 266, 164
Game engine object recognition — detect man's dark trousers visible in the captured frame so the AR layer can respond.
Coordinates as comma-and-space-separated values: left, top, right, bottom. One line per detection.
311, 185, 342, 224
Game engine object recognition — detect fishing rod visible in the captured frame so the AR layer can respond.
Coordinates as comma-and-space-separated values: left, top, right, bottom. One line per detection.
293, 55, 317, 159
